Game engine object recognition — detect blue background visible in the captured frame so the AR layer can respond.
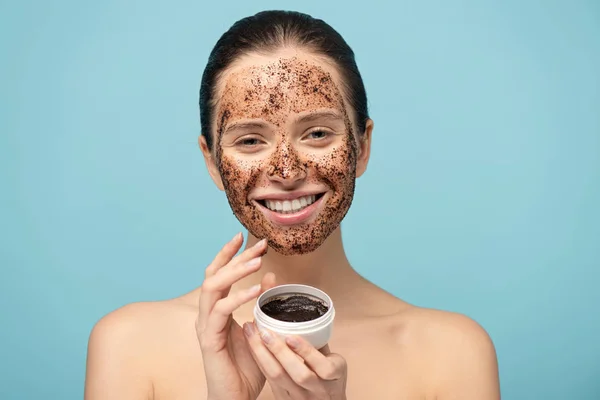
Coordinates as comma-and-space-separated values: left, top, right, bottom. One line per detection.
1, 1, 599, 399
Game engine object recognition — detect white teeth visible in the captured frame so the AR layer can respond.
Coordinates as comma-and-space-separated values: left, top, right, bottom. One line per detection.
263, 195, 319, 214
282, 201, 292, 212
292, 199, 301, 210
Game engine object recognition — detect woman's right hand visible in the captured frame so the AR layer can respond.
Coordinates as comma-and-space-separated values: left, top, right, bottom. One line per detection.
196, 233, 276, 400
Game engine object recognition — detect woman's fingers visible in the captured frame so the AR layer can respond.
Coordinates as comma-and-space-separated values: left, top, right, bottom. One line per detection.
286, 337, 346, 381
202, 270, 277, 342
204, 232, 243, 278
204, 251, 264, 293
218, 239, 268, 277
249, 324, 330, 394
260, 272, 277, 293
197, 237, 267, 333
243, 323, 309, 397
204, 283, 263, 337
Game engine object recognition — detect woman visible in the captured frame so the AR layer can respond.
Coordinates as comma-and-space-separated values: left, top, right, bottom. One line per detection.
85, 10, 500, 400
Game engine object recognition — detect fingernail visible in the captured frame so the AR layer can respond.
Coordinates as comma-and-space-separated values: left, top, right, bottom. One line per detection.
259, 329, 273, 344
231, 232, 242, 243
243, 322, 255, 338
253, 238, 267, 248
247, 284, 261, 295
245, 258, 260, 268
285, 336, 300, 350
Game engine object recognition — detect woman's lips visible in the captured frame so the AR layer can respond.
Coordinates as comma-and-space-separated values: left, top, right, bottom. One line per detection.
254, 193, 327, 226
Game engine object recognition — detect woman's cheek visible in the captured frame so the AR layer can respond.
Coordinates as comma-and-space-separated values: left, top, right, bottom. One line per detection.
219, 156, 250, 202
316, 145, 356, 178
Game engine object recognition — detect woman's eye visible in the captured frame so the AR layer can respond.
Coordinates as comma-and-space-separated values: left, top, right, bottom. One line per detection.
307, 130, 329, 140
237, 137, 261, 146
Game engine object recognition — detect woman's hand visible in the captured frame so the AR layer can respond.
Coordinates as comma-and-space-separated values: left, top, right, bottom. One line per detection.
196, 233, 276, 400
243, 322, 348, 400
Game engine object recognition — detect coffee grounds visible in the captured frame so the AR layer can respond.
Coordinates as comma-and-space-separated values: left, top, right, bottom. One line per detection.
261, 294, 329, 322
214, 57, 358, 256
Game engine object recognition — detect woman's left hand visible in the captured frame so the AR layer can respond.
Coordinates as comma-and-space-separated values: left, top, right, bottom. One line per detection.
243, 322, 347, 400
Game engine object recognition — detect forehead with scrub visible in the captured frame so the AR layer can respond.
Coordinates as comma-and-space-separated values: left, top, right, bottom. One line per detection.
213, 54, 356, 148
210, 53, 359, 255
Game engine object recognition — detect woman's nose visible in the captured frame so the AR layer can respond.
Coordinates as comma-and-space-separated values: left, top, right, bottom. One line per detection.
266, 141, 307, 185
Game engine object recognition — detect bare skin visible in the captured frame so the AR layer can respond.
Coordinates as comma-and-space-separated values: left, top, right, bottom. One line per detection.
85, 49, 500, 400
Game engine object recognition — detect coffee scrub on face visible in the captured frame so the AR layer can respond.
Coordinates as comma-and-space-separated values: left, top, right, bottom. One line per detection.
213, 57, 359, 256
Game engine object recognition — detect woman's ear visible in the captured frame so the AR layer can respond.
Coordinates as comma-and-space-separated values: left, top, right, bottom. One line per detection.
355, 119, 374, 178
199, 134, 225, 191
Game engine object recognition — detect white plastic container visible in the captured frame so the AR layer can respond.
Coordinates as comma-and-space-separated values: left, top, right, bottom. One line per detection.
254, 284, 335, 349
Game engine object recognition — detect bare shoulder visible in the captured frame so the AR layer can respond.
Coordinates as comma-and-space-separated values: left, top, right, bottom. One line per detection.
400, 306, 495, 350
394, 306, 500, 399
88, 300, 178, 348
85, 298, 198, 400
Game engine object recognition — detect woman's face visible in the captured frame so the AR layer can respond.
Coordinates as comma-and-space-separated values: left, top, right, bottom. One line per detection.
205, 51, 370, 255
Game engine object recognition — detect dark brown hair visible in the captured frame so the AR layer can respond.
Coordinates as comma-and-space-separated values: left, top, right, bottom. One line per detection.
199, 10, 369, 150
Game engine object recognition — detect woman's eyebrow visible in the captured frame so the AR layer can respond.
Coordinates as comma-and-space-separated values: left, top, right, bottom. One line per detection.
223, 121, 268, 135
294, 111, 343, 124
222, 111, 343, 136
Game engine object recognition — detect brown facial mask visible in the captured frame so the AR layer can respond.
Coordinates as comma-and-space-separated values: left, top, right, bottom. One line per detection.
214, 57, 359, 255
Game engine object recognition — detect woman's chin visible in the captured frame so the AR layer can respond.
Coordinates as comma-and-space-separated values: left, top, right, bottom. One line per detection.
264, 236, 325, 256
235, 191, 346, 255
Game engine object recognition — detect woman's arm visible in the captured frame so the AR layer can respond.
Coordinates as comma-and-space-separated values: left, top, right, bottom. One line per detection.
84, 304, 154, 400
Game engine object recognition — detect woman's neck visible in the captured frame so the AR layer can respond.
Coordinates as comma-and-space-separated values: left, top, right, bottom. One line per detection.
225, 227, 400, 323
233, 227, 363, 299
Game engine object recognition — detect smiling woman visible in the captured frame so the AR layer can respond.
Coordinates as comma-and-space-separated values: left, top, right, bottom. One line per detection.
208, 56, 362, 255
84, 10, 500, 400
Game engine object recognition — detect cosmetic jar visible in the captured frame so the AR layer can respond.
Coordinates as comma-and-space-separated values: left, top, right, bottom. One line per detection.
254, 284, 335, 349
